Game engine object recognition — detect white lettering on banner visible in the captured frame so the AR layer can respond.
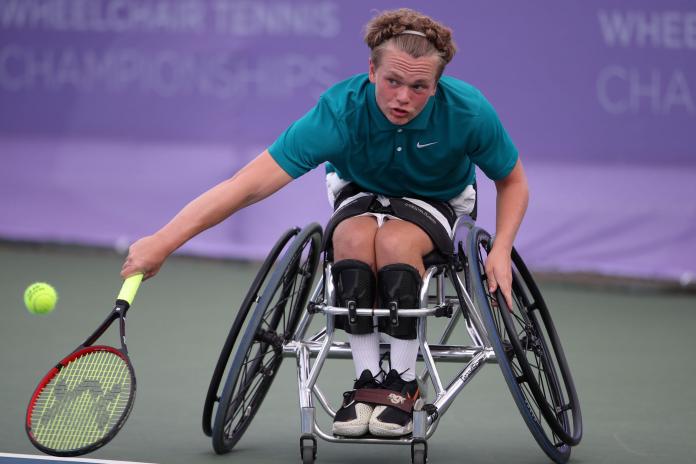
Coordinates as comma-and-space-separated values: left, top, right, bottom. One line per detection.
0, 0, 340, 37
254, 54, 338, 99
598, 10, 696, 50
0, 44, 339, 99
596, 9, 696, 116
596, 65, 695, 115
212, 0, 339, 37
0, 0, 207, 33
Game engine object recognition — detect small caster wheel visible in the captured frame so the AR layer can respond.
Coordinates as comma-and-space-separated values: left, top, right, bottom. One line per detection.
412, 449, 427, 464
300, 434, 317, 464
411, 438, 428, 464
301, 444, 315, 464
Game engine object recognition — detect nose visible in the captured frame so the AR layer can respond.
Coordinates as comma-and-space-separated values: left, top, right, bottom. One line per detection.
395, 86, 410, 104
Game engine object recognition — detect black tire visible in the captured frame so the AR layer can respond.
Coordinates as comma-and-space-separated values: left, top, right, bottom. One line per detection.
301, 444, 316, 464
467, 226, 582, 463
211, 223, 323, 454
412, 449, 427, 464
504, 247, 582, 446
202, 227, 300, 436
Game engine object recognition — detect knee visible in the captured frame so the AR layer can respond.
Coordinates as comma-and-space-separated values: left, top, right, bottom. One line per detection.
333, 222, 375, 260
375, 231, 418, 263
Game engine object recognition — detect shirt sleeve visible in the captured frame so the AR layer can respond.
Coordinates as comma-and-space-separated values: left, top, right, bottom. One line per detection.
468, 94, 518, 181
268, 97, 347, 179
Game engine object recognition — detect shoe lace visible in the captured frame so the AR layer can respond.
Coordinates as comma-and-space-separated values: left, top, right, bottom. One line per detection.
376, 350, 390, 384
376, 346, 416, 385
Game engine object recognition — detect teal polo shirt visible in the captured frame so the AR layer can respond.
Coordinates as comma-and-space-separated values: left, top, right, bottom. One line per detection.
268, 73, 517, 201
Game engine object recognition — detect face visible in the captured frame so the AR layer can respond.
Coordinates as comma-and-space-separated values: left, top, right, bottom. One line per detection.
369, 46, 439, 125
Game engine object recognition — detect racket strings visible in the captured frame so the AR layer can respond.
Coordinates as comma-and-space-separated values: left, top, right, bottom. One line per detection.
30, 350, 132, 451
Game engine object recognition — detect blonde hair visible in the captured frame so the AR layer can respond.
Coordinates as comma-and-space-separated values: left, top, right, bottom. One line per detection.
364, 8, 457, 79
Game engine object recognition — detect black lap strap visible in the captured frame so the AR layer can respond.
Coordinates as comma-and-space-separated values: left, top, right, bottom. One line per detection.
323, 185, 458, 256
388, 198, 455, 256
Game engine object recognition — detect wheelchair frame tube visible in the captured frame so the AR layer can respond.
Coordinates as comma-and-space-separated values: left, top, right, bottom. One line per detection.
289, 259, 499, 446
420, 267, 457, 387
307, 315, 335, 388
315, 305, 441, 317
417, 274, 447, 398
293, 278, 323, 341
297, 343, 312, 409
283, 340, 494, 363
435, 268, 462, 345
312, 383, 337, 418
452, 268, 490, 348
430, 348, 495, 420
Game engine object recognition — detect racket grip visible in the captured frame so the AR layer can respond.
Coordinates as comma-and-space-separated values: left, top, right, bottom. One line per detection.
117, 273, 144, 305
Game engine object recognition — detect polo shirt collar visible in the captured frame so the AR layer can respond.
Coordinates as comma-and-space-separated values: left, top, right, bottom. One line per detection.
367, 83, 435, 132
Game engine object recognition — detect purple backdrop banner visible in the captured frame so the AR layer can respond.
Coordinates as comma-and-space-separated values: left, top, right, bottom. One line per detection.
1, 0, 695, 282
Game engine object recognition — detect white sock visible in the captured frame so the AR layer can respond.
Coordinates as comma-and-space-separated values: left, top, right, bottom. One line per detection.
347, 331, 381, 379
386, 335, 419, 382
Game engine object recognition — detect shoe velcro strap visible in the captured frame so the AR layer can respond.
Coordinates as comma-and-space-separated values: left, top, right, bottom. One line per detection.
353, 388, 417, 413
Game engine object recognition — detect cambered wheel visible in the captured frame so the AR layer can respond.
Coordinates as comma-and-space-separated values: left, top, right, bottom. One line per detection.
211, 224, 323, 454
468, 227, 582, 463
202, 227, 300, 436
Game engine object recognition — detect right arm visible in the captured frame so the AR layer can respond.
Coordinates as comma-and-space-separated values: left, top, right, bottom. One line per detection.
121, 150, 292, 279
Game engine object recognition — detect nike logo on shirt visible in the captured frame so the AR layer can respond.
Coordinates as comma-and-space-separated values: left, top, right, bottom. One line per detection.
416, 141, 438, 148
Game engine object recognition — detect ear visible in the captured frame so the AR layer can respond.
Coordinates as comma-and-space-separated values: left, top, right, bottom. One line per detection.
368, 58, 376, 83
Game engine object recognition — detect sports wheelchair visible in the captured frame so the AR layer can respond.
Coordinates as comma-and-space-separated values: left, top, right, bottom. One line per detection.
201, 221, 582, 464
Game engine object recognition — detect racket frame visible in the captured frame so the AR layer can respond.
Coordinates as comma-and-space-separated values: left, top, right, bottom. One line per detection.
26, 299, 137, 457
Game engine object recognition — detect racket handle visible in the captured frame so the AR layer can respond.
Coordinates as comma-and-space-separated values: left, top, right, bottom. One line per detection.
117, 273, 144, 306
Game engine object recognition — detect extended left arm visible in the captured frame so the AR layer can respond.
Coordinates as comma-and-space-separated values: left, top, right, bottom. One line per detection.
485, 158, 529, 308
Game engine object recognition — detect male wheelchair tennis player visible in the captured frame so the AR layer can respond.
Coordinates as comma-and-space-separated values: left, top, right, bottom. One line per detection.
117, 9, 583, 462
202, 186, 583, 464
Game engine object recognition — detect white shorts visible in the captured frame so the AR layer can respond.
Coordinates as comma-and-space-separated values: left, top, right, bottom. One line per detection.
326, 172, 477, 227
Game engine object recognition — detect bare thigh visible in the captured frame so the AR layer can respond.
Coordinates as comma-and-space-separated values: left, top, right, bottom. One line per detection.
332, 215, 379, 270
375, 219, 434, 275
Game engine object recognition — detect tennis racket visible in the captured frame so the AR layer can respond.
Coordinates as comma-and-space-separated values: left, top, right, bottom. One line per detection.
26, 274, 143, 456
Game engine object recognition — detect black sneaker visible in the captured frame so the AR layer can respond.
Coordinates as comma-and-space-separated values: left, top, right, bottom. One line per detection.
332, 369, 381, 436
368, 369, 419, 437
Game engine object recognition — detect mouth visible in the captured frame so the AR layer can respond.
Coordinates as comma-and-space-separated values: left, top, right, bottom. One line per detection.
390, 107, 409, 119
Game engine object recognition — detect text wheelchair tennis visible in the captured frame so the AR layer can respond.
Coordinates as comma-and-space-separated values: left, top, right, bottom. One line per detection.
202, 221, 582, 464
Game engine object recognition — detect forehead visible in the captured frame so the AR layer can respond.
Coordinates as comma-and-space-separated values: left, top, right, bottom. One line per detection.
377, 47, 439, 82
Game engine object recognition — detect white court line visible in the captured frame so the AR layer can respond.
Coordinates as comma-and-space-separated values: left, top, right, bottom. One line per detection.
0, 453, 156, 464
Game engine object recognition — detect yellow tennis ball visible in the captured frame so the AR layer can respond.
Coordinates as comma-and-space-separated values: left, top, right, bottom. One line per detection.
24, 282, 58, 315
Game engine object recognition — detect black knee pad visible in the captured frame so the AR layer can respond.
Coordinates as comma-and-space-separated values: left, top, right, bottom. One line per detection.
332, 259, 375, 334
377, 263, 422, 340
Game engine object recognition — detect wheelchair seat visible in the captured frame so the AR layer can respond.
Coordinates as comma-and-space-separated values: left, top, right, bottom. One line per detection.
422, 249, 449, 268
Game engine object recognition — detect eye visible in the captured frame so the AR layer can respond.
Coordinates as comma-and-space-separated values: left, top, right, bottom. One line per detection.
387, 78, 400, 87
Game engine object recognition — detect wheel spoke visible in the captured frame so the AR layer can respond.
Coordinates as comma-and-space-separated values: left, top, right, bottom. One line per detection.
241, 346, 268, 369
224, 353, 280, 438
